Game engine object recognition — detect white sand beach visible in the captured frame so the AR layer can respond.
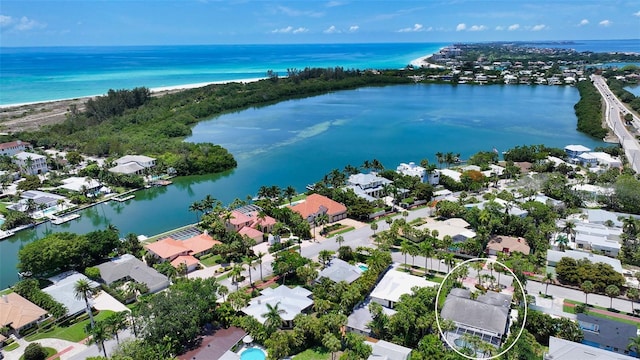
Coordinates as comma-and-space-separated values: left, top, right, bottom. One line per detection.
409, 53, 445, 69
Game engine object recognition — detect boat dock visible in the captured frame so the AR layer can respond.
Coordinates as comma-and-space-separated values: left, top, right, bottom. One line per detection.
112, 195, 135, 202
51, 213, 81, 225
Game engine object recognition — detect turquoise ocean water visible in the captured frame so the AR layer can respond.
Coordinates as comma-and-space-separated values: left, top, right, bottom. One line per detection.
0, 40, 634, 288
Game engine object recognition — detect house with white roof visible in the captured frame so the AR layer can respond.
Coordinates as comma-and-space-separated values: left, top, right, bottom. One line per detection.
565, 144, 591, 158
43, 271, 100, 318
59, 177, 104, 195
546, 336, 636, 360
588, 152, 622, 169
13, 151, 48, 175
547, 249, 624, 274
366, 340, 412, 360
437, 168, 462, 182
8, 190, 66, 213
416, 218, 477, 244
396, 162, 439, 185
241, 285, 313, 328
574, 223, 622, 257
316, 258, 363, 284
345, 173, 393, 201
109, 155, 156, 175
370, 269, 438, 309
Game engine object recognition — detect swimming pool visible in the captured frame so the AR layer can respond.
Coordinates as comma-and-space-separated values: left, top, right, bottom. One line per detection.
358, 264, 368, 272
240, 347, 266, 360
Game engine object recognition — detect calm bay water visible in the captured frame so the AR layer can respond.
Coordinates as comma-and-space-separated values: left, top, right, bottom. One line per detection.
0, 84, 604, 288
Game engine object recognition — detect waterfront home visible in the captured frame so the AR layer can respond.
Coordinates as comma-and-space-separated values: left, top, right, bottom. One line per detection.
12, 151, 48, 175
546, 336, 636, 360
223, 205, 277, 243
485, 235, 530, 256
564, 144, 591, 159
59, 176, 104, 196
345, 173, 393, 200
316, 258, 363, 284
109, 155, 156, 175
178, 326, 247, 360
290, 193, 348, 224
577, 314, 638, 357
144, 233, 220, 272
396, 162, 439, 185
586, 152, 622, 169
7, 190, 67, 214
366, 340, 413, 360
0, 293, 49, 336
241, 285, 313, 328
0, 140, 30, 157
440, 288, 512, 349
370, 269, 438, 309
436, 168, 462, 182
546, 249, 624, 274
96, 254, 170, 294
43, 271, 99, 318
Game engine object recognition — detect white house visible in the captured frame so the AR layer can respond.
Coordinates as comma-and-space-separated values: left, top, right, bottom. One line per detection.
574, 222, 622, 257
396, 162, 439, 185
564, 144, 591, 159
242, 285, 313, 328
370, 269, 438, 309
13, 151, 48, 175
366, 340, 412, 360
437, 168, 462, 182
345, 173, 393, 201
59, 177, 104, 195
109, 155, 156, 175
588, 152, 622, 169
0, 140, 30, 157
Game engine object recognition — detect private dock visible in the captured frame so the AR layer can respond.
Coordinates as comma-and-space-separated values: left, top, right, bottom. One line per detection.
51, 213, 81, 225
113, 195, 135, 202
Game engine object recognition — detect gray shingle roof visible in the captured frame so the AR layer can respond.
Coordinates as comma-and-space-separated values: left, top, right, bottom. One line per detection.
577, 313, 638, 353
96, 254, 169, 293
317, 258, 363, 284
440, 291, 510, 336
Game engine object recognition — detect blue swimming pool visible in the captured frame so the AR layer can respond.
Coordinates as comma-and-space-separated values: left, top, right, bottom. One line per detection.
240, 348, 266, 360
358, 264, 368, 272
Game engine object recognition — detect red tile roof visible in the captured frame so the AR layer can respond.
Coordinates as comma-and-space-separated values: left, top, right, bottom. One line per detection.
486, 235, 531, 255
239, 226, 264, 241
144, 237, 188, 260
290, 194, 347, 219
0, 140, 28, 151
170, 255, 200, 269
0, 293, 47, 330
228, 210, 253, 226
183, 233, 221, 255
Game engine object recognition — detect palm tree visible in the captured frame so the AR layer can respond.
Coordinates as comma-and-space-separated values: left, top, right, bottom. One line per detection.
627, 288, 639, 313
230, 264, 244, 290
188, 200, 203, 222
74, 279, 96, 328
322, 332, 342, 360
86, 322, 110, 358
554, 234, 569, 251
605, 285, 620, 309
400, 240, 412, 270
562, 221, 576, 241
217, 285, 229, 302
544, 272, 554, 296
419, 240, 434, 274
581, 280, 594, 305
443, 252, 456, 273
105, 311, 128, 345
284, 185, 296, 205
262, 302, 285, 333
471, 261, 484, 287
256, 251, 265, 281
628, 335, 640, 355
335, 235, 345, 247
435, 152, 444, 169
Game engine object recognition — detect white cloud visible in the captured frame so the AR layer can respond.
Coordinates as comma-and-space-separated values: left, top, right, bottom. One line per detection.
398, 23, 424, 32
456, 23, 466, 31
469, 25, 487, 31
272, 26, 294, 33
349, 25, 359, 32
0, 14, 13, 28
578, 19, 589, 26
633, 11, 640, 17
325, 1, 343, 7
292, 27, 308, 34
426, 26, 433, 32
599, 19, 611, 27
508, 24, 520, 31
495, 26, 504, 31
277, 5, 323, 18
324, 25, 340, 34
531, 24, 547, 31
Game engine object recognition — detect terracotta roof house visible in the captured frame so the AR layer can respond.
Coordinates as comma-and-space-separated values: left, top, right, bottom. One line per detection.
238, 226, 264, 243
0, 140, 29, 157
226, 211, 253, 232
290, 194, 348, 223
222, 206, 278, 243
144, 233, 220, 272
486, 235, 531, 256
0, 293, 48, 335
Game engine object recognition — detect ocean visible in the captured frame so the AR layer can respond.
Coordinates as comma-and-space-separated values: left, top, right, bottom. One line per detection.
1, 39, 638, 106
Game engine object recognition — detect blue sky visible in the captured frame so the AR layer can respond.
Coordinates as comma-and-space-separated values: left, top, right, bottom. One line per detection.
1, 0, 639, 47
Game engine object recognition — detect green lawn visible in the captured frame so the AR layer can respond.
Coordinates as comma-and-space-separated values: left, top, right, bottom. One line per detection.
200, 254, 223, 267
25, 310, 115, 342
3, 342, 20, 351
326, 227, 355, 237
0, 288, 13, 296
293, 346, 331, 360
0, 202, 10, 213
563, 300, 640, 328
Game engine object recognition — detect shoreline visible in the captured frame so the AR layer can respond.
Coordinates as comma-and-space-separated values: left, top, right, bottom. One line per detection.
409, 51, 445, 69
0, 77, 267, 109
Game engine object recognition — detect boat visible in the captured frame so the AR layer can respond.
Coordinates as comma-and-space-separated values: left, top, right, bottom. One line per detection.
51, 213, 81, 225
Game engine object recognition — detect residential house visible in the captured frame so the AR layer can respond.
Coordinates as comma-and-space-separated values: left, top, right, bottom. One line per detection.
370, 269, 438, 309
415, 218, 477, 244
486, 235, 531, 256
437, 168, 462, 182
565, 144, 591, 159
7, 190, 66, 213
290, 193, 347, 224
0, 293, 48, 336
223, 205, 277, 243
96, 254, 170, 294
396, 162, 439, 185
347, 298, 396, 337
59, 177, 104, 196
588, 152, 622, 169
178, 327, 247, 360
546, 250, 624, 274
109, 155, 156, 175
574, 223, 622, 257
577, 314, 638, 357
345, 173, 393, 201
144, 233, 220, 272
366, 340, 413, 360
13, 151, 48, 175
440, 288, 512, 349
0, 140, 29, 157
316, 258, 363, 284
467, 199, 528, 218
546, 336, 636, 360
241, 285, 313, 328
43, 271, 100, 318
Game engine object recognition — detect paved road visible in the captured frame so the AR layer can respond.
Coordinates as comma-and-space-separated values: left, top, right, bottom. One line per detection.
591, 74, 640, 173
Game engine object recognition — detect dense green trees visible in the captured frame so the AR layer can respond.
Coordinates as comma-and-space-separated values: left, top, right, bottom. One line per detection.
574, 80, 607, 139
13, 279, 67, 319
555, 257, 625, 291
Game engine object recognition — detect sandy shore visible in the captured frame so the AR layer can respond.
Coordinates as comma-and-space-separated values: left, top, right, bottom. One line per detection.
409, 52, 445, 69
0, 77, 266, 132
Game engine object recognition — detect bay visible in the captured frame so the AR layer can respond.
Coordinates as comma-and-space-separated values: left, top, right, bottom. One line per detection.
0, 84, 604, 289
